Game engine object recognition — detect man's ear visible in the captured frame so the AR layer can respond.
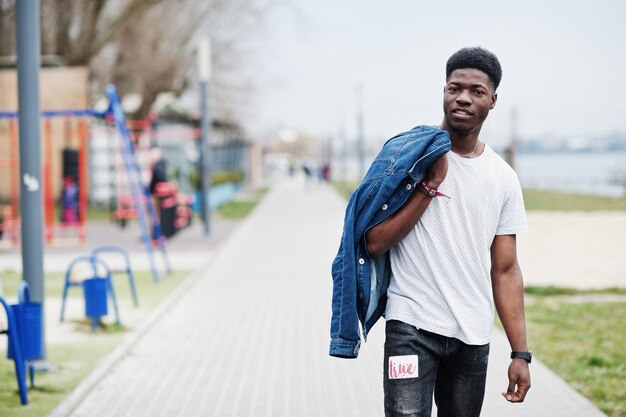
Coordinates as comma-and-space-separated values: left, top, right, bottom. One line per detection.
490, 93, 498, 109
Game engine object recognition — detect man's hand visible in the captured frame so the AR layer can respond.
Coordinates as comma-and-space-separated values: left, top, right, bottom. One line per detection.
502, 359, 531, 402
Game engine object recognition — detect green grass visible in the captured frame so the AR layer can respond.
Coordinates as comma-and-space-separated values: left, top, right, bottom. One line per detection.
494, 286, 626, 416
217, 201, 257, 218
522, 189, 626, 211
0, 269, 190, 416
525, 285, 626, 297
0, 335, 123, 416
332, 181, 626, 211
524, 296, 626, 417
216, 187, 269, 219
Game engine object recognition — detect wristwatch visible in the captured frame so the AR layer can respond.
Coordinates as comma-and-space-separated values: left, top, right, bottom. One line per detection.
510, 351, 532, 363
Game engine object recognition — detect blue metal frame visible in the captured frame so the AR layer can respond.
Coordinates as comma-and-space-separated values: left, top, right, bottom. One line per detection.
105, 85, 171, 282
60, 255, 120, 330
92, 245, 139, 307
9, 282, 43, 387
0, 295, 28, 405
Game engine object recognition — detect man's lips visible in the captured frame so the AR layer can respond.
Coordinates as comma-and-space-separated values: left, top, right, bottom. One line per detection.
451, 107, 474, 116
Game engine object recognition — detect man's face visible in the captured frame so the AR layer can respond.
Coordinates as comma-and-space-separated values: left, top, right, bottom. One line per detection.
442, 68, 497, 136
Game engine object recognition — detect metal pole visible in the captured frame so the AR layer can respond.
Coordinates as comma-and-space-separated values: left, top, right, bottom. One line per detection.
199, 81, 211, 236
16, 0, 46, 351
198, 38, 212, 236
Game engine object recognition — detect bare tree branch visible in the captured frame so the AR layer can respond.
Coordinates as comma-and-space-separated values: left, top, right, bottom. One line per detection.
2, 0, 281, 128
0, 0, 15, 56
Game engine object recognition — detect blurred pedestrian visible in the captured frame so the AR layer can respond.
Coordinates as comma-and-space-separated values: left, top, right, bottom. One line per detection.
330, 47, 530, 416
149, 147, 167, 198
321, 162, 331, 182
148, 147, 168, 237
301, 158, 317, 189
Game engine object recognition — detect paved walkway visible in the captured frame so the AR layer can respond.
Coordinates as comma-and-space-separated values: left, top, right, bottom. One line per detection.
49, 175, 607, 417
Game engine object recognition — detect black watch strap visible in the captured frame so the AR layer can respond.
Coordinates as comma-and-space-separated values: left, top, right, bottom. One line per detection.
510, 351, 532, 363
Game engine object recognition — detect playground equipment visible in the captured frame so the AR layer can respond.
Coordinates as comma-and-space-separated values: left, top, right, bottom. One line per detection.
60, 255, 120, 330
0, 114, 20, 248
1, 86, 171, 283
43, 111, 90, 246
104, 85, 171, 282
0, 110, 90, 247
90, 116, 156, 229
92, 245, 139, 307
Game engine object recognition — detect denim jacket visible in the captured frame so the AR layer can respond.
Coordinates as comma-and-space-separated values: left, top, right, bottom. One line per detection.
329, 125, 451, 358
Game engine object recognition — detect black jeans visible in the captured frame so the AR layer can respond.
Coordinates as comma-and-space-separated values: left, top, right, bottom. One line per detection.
384, 320, 490, 417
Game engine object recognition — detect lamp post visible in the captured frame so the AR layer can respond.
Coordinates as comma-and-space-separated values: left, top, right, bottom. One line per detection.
198, 38, 212, 236
16, 0, 47, 362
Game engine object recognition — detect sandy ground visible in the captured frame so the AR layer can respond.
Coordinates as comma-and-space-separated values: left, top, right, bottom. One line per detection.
518, 211, 626, 289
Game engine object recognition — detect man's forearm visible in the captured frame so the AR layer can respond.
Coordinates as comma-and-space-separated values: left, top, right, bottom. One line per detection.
366, 154, 448, 259
492, 266, 528, 351
365, 190, 433, 259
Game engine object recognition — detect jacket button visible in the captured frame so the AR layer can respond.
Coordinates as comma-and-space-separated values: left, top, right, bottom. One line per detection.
381, 204, 388, 211
358, 258, 365, 265
359, 293, 364, 300
405, 183, 412, 190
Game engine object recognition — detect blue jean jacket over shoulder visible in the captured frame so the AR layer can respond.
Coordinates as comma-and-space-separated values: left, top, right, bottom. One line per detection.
329, 125, 451, 358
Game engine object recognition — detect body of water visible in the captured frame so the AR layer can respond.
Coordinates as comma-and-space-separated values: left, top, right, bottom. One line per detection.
515, 151, 626, 198
332, 150, 626, 198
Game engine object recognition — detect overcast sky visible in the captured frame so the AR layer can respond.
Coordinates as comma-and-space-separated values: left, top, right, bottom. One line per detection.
250, 0, 626, 149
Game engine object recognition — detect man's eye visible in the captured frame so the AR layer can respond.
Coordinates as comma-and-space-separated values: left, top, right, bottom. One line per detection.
474, 90, 485, 96
448, 87, 457, 93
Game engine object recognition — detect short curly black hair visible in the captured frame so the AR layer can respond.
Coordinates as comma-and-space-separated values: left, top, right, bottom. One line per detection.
446, 47, 502, 90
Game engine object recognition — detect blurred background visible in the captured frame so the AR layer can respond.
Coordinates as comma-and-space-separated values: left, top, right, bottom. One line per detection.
1, 0, 625, 198
0, 1, 625, 416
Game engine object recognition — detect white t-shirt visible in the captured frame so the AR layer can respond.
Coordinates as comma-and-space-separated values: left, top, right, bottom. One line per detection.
385, 144, 527, 345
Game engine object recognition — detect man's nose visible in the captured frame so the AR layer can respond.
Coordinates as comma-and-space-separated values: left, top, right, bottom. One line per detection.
456, 89, 471, 104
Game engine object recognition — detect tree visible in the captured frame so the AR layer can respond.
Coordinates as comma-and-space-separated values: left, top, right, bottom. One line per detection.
0, 0, 276, 121
0, 1, 14, 57
1, 0, 165, 63
103, 0, 274, 120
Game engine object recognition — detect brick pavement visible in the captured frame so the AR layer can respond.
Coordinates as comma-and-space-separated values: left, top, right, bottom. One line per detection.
49, 176, 607, 417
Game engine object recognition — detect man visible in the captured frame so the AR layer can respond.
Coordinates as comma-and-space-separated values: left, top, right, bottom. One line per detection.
365, 47, 530, 416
